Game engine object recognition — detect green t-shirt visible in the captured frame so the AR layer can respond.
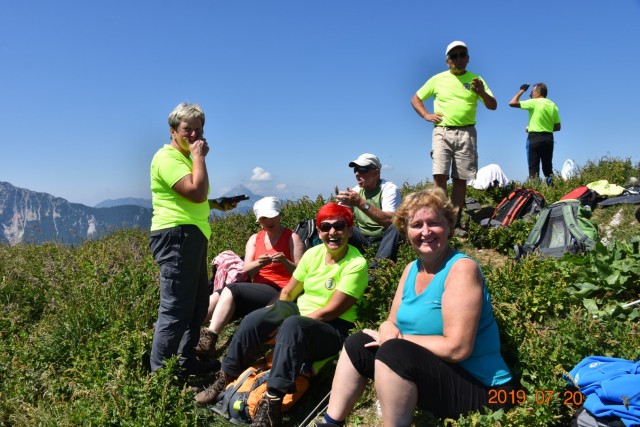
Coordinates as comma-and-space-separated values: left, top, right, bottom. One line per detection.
292, 245, 368, 323
150, 144, 211, 239
519, 98, 560, 133
354, 187, 383, 238
416, 70, 493, 127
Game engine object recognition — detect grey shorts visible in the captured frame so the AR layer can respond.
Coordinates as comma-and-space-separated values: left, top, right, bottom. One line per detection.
431, 126, 478, 180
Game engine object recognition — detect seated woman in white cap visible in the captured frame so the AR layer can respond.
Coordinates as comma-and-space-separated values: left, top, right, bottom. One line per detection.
195, 196, 305, 359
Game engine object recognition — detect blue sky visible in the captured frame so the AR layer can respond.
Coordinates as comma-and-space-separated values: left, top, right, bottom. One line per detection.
2, 1, 639, 207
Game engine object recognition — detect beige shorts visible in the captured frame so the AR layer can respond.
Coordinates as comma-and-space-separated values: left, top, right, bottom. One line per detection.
431, 126, 478, 180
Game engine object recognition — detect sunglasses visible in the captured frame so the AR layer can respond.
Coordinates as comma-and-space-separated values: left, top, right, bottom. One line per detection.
448, 51, 468, 60
319, 221, 348, 232
353, 166, 375, 174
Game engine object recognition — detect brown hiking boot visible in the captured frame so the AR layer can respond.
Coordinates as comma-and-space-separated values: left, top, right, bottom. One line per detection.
195, 330, 218, 359
250, 394, 282, 427
194, 370, 233, 405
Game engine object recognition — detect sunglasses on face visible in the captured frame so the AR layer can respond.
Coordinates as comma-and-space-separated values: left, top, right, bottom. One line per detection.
448, 51, 468, 60
353, 166, 374, 174
319, 221, 348, 232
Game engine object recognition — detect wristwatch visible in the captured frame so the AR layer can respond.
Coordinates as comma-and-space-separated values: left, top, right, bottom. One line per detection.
362, 203, 370, 211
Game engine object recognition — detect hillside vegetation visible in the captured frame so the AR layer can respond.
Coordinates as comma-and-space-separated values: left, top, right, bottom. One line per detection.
1, 157, 639, 427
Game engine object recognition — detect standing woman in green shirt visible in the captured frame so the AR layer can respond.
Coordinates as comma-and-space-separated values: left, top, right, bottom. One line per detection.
149, 103, 235, 375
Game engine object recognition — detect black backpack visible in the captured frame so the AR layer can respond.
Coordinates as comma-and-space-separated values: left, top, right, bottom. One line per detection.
571, 407, 625, 427
481, 187, 546, 228
293, 219, 321, 250
515, 199, 599, 260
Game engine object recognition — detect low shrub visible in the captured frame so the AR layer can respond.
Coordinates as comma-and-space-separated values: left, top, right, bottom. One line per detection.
1, 157, 639, 426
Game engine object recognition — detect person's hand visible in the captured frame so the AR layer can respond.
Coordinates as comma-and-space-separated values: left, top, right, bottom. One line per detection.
520, 83, 530, 91
218, 199, 238, 211
378, 320, 402, 344
470, 78, 485, 94
256, 254, 272, 267
335, 188, 361, 207
189, 138, 209, 158
270, 252, 286, 264
362, 328, 381, 348
423, 112, 443, 124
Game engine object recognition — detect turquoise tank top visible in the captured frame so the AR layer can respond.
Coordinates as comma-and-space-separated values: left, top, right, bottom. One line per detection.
395, 250, 512, 386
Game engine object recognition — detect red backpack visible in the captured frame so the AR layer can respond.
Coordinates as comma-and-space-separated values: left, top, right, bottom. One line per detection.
560, 186, 601, 208
481, 187, 546, 228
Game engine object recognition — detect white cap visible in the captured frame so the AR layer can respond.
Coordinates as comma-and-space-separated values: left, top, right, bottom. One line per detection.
446, 40, 467, 55
348, 153, 382, 169
253, 197, 281, 220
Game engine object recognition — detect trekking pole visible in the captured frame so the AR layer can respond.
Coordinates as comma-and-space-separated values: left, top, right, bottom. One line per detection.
298, 391, 331, 427
622, 299, 640, 308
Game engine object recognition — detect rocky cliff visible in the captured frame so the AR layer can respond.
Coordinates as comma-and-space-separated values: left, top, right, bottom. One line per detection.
0, 182, 152, 246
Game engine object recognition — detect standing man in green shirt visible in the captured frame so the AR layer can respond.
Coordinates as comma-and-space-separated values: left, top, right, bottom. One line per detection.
509, 83, 561, 185
411, 41, 497, 236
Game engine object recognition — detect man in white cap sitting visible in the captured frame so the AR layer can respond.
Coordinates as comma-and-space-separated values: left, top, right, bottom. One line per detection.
335, 153, 402, 263
410, 40, 497, 237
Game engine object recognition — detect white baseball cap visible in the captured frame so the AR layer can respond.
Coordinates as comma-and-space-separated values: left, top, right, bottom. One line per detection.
446, 40, 467, 55
348, 153, 382, 169
253, 196, 281, 220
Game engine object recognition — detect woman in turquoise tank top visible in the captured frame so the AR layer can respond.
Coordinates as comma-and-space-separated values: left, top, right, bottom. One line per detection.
315, 187, 513, 427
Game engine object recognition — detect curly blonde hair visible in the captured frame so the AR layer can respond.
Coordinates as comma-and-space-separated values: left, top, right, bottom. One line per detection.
392, 186, 458, 238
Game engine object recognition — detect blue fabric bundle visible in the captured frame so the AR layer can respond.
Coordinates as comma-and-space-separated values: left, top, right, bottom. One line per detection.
565, 356, 640, 426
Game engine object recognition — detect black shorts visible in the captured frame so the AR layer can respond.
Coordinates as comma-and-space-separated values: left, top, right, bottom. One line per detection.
344, 331, 514, 419
226, 282, 281, 319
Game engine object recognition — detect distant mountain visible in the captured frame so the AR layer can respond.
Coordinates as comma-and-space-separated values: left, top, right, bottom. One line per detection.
95, 197, 152, 209
93, 185, 264, 216
0, 182, 152, 246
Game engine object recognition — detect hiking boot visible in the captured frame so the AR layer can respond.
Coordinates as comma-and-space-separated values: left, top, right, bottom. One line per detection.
310, 420, 341, 427
195, 330, 218, 359
250, 394, 283, 427
194, 370, 233, 405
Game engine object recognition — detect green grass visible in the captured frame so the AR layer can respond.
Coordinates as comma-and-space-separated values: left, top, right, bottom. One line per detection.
1, 156, 639, 426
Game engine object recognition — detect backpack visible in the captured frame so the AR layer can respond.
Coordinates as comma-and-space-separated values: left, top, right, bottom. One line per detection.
481, 187, 545, 228
515, 199, 599, 259
293, 218, 321, 250
572, 407, 625, 427
560, 186, 601, 209
212, 354, 318, 424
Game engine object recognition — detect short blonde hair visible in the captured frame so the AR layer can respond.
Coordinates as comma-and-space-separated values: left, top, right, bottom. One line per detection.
392, 187, 458, 237
168, 103, 205, 130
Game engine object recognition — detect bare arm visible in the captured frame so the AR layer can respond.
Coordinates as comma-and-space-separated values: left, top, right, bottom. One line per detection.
242, 234, 272, 277
336, 188, 394, 228
271, 233, 305, 274
358, 199, 394, 228
411, 94, 442, 124
171, 140, 209, 203
471, 78, 497, 110
279, 277, 304, 302
401, 258, 484, 363
554, 123, 561, 132
377, 263, 410, 343
306, 289, 357, 322
508, 89, 526, 108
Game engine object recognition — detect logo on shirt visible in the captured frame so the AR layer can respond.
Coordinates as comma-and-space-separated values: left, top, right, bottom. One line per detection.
325, 278, 336, 290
